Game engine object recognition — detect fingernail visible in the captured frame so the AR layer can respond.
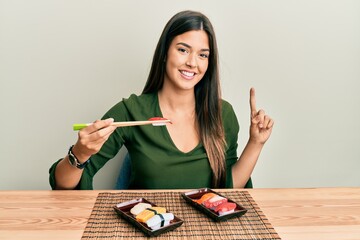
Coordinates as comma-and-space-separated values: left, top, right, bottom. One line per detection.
107, 118, 114, 123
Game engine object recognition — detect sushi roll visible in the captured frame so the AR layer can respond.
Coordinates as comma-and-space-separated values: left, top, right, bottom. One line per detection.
130, 202, 152, 216
214, 202, 236, 216
146, 213, 174, 230
203, 195, 228, 209
135, 207, 166, 223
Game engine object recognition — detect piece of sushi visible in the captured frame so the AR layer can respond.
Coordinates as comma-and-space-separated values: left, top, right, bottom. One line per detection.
202, 195, 228, 209
146, 213, 174, 230
135, 207, 166, 223
214, 202, 236, 216
194, 193, 217, 204
148, 117, 172, 126
130, 202, 152, 216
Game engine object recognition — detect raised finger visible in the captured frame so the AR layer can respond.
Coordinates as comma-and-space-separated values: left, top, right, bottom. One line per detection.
250, 88, 257, 117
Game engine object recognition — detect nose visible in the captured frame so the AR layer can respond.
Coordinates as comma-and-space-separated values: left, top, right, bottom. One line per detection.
186, 53, 197, 68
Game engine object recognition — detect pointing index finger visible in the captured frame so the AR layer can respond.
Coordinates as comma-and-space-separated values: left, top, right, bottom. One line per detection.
250, 87, 257, 117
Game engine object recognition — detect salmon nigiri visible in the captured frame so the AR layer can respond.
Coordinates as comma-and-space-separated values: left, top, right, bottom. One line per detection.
193, 193, 217, 204
203, 195, 228, 209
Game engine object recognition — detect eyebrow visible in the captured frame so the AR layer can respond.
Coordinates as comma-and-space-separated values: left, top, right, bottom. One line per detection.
176, 42, 210, 52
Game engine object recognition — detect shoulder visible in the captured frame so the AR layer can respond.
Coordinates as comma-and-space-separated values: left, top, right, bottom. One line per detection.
103, 92, 157, 121
221, 99, 233, 111
221, 99, 237, 119
107, 93, 156, 112
221, 99, 239, 132
122, 93, 157, 106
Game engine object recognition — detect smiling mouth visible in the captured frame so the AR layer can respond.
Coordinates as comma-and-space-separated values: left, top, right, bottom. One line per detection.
180, 70, 196, 78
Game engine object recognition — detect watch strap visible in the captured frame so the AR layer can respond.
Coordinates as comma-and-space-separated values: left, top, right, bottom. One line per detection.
68, 145, 90, 169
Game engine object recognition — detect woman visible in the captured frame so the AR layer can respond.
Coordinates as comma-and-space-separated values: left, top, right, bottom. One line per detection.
49, 10, 274, 190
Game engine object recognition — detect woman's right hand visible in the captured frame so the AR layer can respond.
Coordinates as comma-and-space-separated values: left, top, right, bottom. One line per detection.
71, 118, 117, 162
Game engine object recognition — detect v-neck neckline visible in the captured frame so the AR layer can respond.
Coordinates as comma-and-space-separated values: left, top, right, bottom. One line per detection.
155, 92, 201, 154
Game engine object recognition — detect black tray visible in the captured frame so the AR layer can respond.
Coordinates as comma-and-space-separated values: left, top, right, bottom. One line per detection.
114, 198, 183, 237
181, 188, 247, 221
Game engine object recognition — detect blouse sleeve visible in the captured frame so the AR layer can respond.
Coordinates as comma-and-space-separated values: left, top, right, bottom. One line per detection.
222, 100, 240, 188
48, 100, 129, 190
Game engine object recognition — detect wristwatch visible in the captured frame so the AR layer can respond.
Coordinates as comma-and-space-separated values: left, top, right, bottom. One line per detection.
68, 145, 90, 169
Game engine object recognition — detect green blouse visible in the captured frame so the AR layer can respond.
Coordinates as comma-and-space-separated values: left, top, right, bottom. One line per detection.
49, 92, 240, 190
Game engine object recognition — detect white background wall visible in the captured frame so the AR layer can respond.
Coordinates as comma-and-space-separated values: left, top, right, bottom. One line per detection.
0, 0, 359, 190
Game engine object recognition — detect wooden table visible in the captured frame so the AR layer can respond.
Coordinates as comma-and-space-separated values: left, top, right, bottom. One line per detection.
0, 188, 359, 240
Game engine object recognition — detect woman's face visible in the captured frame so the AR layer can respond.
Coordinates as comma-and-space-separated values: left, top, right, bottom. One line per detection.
164, 30, 210, 92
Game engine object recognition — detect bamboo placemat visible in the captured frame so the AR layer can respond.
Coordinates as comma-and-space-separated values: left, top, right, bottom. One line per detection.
82, 190, 281, 239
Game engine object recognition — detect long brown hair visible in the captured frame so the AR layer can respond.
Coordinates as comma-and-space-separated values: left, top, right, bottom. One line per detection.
142, 11, 226, 188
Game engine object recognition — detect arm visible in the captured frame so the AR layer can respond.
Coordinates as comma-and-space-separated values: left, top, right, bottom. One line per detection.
54, 118, 117, 189
232, 88, 274, 188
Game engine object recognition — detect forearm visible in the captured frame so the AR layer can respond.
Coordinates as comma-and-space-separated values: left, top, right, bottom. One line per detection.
232, 140, 264, 188
54, 146, 92, 190
54, 156, 84, 189
53, 119, 116, 189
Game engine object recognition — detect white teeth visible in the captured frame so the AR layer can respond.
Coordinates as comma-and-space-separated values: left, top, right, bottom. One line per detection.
181, 70, 195, 77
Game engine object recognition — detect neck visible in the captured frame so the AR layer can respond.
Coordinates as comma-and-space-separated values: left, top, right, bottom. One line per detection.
158, 88, 196, 113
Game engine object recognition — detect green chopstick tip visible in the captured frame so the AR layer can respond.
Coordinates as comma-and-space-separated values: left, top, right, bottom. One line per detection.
73, 124, 87, 131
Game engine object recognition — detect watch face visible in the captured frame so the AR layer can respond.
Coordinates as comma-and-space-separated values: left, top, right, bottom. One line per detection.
68, 154, 77, 167
68, 146, 79, 167
68, 146, 90, 169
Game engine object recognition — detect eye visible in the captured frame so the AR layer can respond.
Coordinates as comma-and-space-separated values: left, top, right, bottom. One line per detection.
178, 48, 188, 54
199, 53, 209, 59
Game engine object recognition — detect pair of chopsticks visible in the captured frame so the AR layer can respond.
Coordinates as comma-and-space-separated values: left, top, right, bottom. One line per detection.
73, 118, 171, 131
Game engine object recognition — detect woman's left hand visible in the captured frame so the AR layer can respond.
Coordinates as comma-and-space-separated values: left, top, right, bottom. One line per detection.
249, 88, 274, 144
